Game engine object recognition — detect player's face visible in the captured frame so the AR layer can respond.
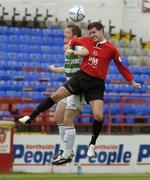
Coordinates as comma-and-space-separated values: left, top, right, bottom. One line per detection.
88, 27, 103, 42
64, 28, 73, 43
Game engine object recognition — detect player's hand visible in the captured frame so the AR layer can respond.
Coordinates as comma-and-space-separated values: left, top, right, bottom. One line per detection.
49, 65, 57, 73
131, 81, 141, 89
65, 49, 74, 56
64, 44, 71, 51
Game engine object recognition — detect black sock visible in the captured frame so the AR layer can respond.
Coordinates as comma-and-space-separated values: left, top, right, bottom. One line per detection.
30, 97, 55, 120
89, 119, 103, 145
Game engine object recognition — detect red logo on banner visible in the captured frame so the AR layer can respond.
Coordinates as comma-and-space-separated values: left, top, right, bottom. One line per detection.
0, 129, 6, 144
142, 0, 150, 12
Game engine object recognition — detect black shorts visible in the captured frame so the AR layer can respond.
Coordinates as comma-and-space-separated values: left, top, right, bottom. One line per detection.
63, 70, 105, 103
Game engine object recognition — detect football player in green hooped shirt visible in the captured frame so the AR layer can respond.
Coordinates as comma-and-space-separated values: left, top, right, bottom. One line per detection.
49, 24, 88, 165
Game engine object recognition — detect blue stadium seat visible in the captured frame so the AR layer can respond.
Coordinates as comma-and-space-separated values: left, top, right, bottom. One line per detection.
0, 90, 7, 98
10, 81, 23, 91
42, 37, 54, 45
0, 52, 8, 61
74, 117, 80, 123
41, 45, 52, 54
53, 54, 64, 63
42, 29, 54, 36
140, 75, 150, 83
0, 61, 10, 70
6, 90, 20, 98
110, 104, 120, 115
31, 28, 43, 36
53, 37, 64, 46
29, 45, 41, 53
42, 54, 54, 62
0, 70, 12, 80
30, 53, 42, 62
19, 53, 30, 61
104, 104, 110, 115
18, 91, 32, 99
144, 105, 150, 115
24, 71, 41, 81
8, 35, 20, 44
51, 46, 64, 54
126, 117, 134, 124
33, 81, 47, 91
0, 26, 10, 35
20, 35, 31, 44
123, 105, 136, 115
19, 28, 31, 35
29, 91, 45, 101
114, 117, 124, 124
8, 27, 22, 35
129, 66, 142, 75
11, 71, 25, 81
19, 44, 30, 53
8, 44, 19, 52
0, 81, 12, 91
0, 43, 8, 51
134, 105, 145, 115
7, 61, 22, 71
53, 29, 64, 37
7, 52, 19, 61
0, 35, 8, 43
109, 63, 119, 74
79, 105, 92, 123
0, 110, 14, 121
141, 66, 150, 75
31, 36, 43, 45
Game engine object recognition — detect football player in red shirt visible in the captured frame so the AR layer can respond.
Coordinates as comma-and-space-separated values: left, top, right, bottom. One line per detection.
19, 22, 141, 164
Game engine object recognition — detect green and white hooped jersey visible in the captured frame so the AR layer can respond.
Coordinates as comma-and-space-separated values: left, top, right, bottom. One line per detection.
65, 46, 83, 80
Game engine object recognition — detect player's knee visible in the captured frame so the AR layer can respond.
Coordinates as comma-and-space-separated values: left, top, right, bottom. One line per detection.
64, 119, 74, 127
51, 93, 61, 102
93, 113, 103, 121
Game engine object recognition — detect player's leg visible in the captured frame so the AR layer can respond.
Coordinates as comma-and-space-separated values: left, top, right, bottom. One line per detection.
51, 100, 66, 162
18, 86, 71, 124
63, 108, 79, 156
52, 108, 79, 165
52, 95, 81, 165
88, 99, 104, 157
54, 100, 66, 149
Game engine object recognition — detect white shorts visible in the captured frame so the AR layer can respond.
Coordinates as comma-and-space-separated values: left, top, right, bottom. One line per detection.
61, 94, 86, 111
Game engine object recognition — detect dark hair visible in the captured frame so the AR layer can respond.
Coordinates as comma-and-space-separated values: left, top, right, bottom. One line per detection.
67, 24, 81, 37
88, 22, 104, 33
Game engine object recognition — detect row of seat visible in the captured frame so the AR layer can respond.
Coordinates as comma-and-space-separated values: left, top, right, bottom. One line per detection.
0, 68, 149, 82
0, 44, 64, 53
0, 26, 64, 36
0, 35, 64, 45
0, 52, 64, 62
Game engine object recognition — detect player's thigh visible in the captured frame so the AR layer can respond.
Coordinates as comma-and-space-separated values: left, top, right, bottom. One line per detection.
54, 100, 66, 124
66, 95, 85, 111
89, 99, 104, 120
51, 86, 71, 102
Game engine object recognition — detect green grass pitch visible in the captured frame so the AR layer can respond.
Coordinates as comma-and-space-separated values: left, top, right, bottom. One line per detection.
0, 173, 150, 180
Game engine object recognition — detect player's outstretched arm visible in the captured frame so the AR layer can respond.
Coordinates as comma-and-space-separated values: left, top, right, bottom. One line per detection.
49, 65, 65, 73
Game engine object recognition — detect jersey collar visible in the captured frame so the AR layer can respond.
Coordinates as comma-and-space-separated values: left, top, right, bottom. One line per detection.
96, 39, 107, 46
